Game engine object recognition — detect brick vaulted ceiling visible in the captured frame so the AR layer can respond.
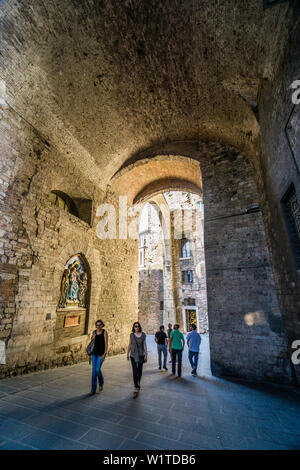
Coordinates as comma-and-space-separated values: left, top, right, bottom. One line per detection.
0, 0, 295, 188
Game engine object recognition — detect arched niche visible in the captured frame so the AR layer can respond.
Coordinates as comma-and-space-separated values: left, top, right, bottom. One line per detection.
50, 190, 79, 217
55, 253, 91, 342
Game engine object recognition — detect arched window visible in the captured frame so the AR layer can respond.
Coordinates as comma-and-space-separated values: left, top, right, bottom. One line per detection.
180, 238, 191, 258
49, 191, 79, 218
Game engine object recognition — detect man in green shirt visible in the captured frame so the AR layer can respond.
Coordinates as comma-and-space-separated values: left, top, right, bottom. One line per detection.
169, 324, 185, 377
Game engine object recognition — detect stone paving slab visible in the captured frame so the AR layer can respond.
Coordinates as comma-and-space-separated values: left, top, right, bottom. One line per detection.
0, 334, 299, 450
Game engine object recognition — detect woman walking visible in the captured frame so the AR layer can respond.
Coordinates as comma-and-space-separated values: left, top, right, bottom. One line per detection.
127, 322, 147, 398
89, 319, 108, 395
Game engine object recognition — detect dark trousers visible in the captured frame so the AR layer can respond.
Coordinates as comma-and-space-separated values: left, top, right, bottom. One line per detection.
172, 348, 183, 376
157, 344, 167, 368
130, 356, 144, 388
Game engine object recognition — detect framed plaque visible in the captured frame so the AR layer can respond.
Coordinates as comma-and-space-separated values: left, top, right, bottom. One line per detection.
64, 315, 80, 328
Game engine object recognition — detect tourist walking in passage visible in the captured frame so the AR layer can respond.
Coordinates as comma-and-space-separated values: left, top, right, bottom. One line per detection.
155, 325, 168, 371
167, 323, 173, 363
89, 319, 108, 395
187, 324, 201, 376
127, 322, 147, 398
169, 324, 185, 377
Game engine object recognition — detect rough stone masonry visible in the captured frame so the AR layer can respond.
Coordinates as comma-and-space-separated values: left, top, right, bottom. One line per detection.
0, 0, 299, 385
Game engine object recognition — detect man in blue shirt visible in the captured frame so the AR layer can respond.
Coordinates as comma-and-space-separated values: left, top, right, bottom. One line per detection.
187, 324, 201, 376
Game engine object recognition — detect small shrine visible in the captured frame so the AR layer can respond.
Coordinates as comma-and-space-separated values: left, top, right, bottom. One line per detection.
55, 254, 90, 341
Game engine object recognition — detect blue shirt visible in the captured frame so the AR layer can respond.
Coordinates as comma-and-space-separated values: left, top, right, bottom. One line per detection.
187, 330, 201, 353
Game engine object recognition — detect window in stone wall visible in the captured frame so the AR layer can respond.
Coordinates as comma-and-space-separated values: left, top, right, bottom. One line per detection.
139, 247, 145, 267
139, 234, 145, 248
180, 238, 191, 258
50, 190, 79, 217
182, 270, 193, 284
50, 190, 93, 225
281, 184, 300, 269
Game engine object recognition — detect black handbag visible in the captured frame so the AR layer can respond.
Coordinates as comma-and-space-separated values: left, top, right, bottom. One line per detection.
86, 330, 96, 356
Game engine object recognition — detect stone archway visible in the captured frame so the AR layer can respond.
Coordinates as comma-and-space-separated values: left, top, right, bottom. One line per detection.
110, 140, 294, 384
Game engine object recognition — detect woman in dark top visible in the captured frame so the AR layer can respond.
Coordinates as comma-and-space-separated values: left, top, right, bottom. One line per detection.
127, 322, 147, 398
89, 319, 108, 395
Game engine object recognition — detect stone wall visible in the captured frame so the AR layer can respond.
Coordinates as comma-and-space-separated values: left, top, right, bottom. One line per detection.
138, 269, 163, 334
257, 0, 300, 384
0, 104, 138, 378
201, 149, 293, 384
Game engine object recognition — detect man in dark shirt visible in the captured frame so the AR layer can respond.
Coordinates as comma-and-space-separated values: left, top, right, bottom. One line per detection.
155, 325, 168, 371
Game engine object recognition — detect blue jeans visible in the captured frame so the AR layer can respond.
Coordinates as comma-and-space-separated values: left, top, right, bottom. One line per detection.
91, 354, 104, 392
188, 351, 199, 372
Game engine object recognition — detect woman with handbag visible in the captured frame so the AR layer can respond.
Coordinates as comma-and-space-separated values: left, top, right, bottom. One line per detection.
127, 322, 147, 399
89, 319, 108, 395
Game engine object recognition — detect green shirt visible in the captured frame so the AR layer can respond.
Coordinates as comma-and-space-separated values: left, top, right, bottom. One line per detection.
170, 329, 184, 350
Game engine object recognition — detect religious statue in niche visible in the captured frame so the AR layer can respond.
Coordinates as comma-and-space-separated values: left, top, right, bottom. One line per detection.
58, 255, 89, 309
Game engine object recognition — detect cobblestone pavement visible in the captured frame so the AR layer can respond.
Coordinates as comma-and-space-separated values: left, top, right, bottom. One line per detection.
0, 335, 299, 450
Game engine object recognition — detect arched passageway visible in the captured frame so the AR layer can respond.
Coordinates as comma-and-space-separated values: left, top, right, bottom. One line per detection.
110, 144, 293, 384
0, 0, 299, 391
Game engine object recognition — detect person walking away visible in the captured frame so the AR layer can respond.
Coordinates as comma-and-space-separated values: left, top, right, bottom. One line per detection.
155, 325, 168, 371
187, 323, 201, 376
127, 322, 147, 398
169, 324, 185, 377
89, 319, 108, 395
167, 323, 173, 363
